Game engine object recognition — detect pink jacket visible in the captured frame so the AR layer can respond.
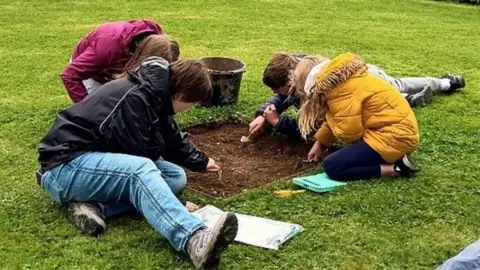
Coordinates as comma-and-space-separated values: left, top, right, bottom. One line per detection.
61, 20, 163, 103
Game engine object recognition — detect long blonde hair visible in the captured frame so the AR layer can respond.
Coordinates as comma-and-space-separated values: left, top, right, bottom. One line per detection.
294, 58, 330, 138
296, 53, 367, 138
123, 34, 179, 72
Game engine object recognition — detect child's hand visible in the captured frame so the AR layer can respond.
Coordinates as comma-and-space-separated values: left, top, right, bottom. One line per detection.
263, 105, 280, 127
307, 141, 324, 162
206, 158, 221, 173
249, 116, 266, 134
185, 201, 199, 212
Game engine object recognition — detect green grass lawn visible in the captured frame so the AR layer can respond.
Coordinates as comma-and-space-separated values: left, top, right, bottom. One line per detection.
1, 0, 480, 269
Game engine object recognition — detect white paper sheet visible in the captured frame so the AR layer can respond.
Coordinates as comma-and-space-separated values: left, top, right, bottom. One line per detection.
193, 205, 304, 250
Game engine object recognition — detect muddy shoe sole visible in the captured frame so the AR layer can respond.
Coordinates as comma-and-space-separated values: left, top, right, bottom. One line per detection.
408, 86, 433, 108
204, 212, 238, 269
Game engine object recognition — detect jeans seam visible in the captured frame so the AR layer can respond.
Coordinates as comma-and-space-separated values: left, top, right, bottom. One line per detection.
67, 164, 195, 243
43, 170, 65, 191
134, 173, 192, 235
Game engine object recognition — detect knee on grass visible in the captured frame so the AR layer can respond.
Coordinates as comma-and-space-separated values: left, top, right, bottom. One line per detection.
322, 155, 345, 180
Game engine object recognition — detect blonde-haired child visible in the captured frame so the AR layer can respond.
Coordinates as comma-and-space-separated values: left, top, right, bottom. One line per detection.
294, 53, 420, 180
250, 52, 464, 139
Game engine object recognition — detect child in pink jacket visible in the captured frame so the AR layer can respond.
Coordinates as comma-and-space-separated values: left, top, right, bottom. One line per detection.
61, 19, 179, 103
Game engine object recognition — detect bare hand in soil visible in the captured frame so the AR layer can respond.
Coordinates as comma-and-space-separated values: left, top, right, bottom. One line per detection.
185, 201, 199, 212
206, 157, 221, 173
308, 141, 324, 162
249, 115, 265, 134
263, 105, 279, 126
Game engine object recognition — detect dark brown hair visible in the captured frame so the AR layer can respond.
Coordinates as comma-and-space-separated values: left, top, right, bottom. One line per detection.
262, 52, 299, 89
169, 59, 213, 103
262, 52, 330, 90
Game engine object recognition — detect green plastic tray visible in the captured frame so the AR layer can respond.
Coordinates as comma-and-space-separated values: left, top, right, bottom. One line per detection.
293, 172, 347, 193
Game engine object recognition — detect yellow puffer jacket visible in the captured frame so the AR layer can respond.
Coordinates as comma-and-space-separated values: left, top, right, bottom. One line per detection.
313, 54, 420, 163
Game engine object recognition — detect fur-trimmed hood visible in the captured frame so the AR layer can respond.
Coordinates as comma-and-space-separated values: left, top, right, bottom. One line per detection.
313, 53, 368, 95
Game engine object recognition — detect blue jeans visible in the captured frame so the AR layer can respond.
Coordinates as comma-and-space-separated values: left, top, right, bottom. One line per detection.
101, 159, 188, 218
323, 140, 386, 181
437, 238, 480, 270
40, 152, 203, 251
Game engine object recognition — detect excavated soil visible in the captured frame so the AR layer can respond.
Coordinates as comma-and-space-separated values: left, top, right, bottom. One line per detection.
185, 122, 316, 197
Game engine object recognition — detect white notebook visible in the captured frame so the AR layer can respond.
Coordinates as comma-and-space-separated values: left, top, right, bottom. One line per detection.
193, 205, 304, 250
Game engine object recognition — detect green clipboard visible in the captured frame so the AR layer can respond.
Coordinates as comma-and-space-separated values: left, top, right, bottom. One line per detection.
293, 172, 347, 193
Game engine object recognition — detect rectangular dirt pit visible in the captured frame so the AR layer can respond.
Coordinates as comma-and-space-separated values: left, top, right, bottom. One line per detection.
185, 122, 316, 197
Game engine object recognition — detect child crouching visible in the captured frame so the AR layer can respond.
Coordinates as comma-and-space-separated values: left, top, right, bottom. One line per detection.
294, 53, 420, 181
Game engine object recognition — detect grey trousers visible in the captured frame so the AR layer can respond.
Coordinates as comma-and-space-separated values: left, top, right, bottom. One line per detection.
367, 64, 449, 96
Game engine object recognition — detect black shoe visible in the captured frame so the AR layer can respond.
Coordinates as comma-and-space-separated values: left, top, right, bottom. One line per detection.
394, 155, 419, 178
61, 202, 106, 237
442, 74, 465, 93
187, 212, 238, 269
406, 86, 433, 108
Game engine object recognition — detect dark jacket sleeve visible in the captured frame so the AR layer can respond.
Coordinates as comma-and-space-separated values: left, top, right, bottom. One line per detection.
274, 116, 301, 138
255, 94, 292, 117
162, 119, 209, 172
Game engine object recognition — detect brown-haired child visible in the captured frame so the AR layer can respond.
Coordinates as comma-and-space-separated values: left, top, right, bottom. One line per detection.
38, 57, 237, 269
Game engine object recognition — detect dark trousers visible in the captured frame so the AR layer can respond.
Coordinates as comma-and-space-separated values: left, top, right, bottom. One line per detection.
323, 140, 386, 181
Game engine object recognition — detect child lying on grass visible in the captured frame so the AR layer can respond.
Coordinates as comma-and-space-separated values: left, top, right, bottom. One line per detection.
38, 57, 237, 269
293, 53, 420, 181
249, 52, 465, 138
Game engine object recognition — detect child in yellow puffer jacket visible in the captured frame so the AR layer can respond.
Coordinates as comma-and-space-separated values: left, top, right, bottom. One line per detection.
294, 53, 420, 180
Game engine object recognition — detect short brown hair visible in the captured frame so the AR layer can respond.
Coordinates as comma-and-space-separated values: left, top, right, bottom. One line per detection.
262, 52, 329, 90
124, 34, 179, 72
170, 59, 213, 103
262, 52, 300, 89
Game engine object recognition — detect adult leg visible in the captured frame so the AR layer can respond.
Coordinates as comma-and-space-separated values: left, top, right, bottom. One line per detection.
322, 140, 386, 181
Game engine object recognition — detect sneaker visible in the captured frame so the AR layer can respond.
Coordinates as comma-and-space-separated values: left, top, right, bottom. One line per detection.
406, 86, 433, 108
187, 212, 238, 269
442, 74, 465, 93
394, 154, 419, 178
61, 202, 106, 237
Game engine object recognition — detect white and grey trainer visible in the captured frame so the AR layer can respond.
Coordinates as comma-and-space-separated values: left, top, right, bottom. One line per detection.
61, 202, 106, 237
187, 212, 238, 269
407, 86, 433, 108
